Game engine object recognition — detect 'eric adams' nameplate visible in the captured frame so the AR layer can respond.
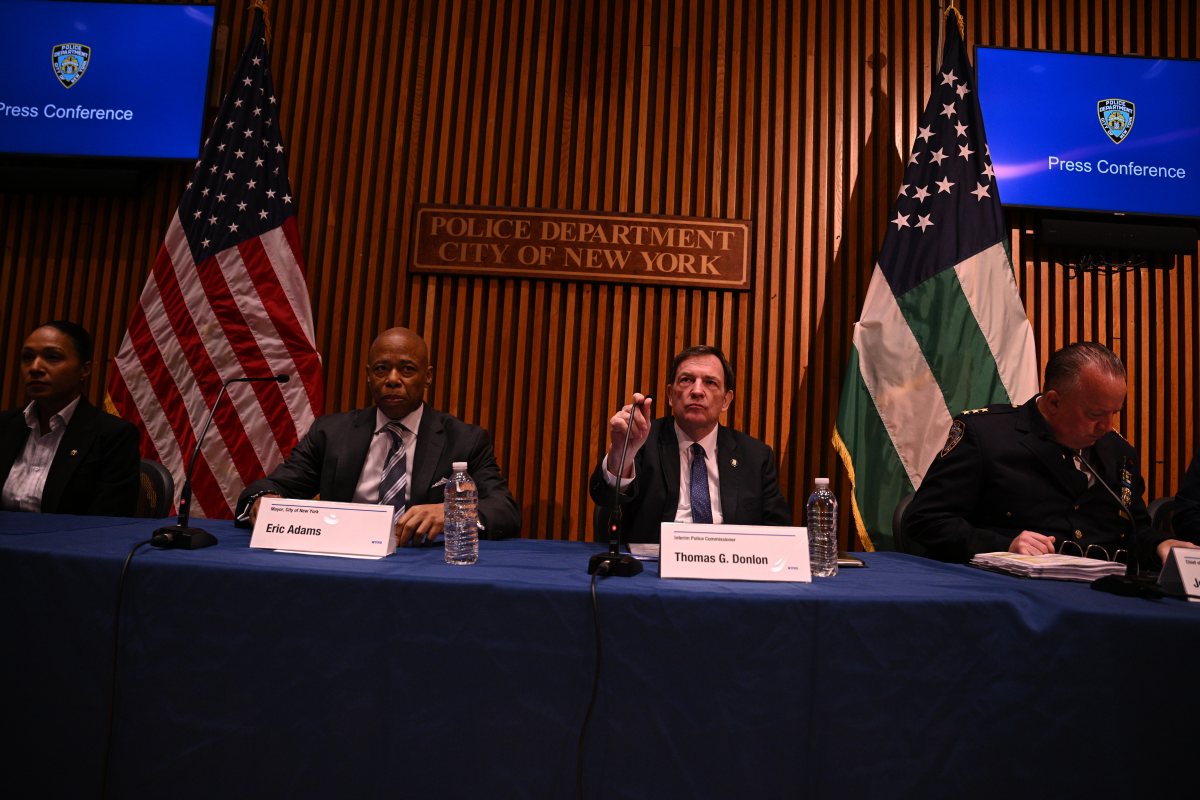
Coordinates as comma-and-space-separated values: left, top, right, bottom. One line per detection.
251, 498, 396, 559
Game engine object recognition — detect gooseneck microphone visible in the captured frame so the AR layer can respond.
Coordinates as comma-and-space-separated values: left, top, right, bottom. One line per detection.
587, 395, 651, 576
152, 374, 290, 549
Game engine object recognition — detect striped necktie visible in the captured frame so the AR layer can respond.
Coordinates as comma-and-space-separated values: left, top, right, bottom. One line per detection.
379, 421, 410, 515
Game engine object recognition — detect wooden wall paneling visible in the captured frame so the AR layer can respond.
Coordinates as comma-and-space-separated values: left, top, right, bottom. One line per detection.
3, 0, 1199, 538
474, 1, 502, 205
453, 0, 481, 204
772, 0, 797, 476
745, 1, 771, 442
318, 0, 362, 353
385, 3, 422, 327
345, 1, 394, 352
537, 1, 566, 204
327, 0, 374, 411
299, 1, 345, 408
538, 279, 564, 535
795, 0, 820, 508
1152, 266, 1170, 492
487, 280, 515, 494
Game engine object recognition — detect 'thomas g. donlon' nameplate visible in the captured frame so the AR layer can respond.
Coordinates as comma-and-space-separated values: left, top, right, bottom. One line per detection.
250, 498, 396, 559
659, 523, 811, 582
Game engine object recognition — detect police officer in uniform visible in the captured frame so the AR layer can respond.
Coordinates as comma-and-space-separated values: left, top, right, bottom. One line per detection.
907, 342, 1193, 569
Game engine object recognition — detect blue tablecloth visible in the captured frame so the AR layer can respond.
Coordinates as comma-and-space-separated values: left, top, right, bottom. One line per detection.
2, 511, 1198, 799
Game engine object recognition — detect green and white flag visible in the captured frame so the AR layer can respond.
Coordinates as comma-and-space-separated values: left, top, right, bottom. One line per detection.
833, 10, 1038, 551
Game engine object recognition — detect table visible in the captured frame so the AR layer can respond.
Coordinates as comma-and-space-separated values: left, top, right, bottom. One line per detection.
3, 512, 1198, 799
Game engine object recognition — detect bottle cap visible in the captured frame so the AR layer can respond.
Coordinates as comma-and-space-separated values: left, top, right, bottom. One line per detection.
452, 461, 468, 471
814, 477, 830, 486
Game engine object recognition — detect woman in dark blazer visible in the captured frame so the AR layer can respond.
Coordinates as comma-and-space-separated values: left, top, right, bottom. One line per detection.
0, 321, 139, 516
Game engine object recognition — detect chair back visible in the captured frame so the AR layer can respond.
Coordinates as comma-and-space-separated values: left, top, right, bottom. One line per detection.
137, 459, 175, 518
1148, 496, 1175, 536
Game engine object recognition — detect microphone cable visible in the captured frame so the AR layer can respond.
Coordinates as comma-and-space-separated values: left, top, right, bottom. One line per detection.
100, 537, 154, 799
1074, 452, 1139, 575
575, 560, 611, 799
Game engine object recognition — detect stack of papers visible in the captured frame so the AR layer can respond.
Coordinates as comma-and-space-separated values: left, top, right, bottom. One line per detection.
969, 552, 1127, 582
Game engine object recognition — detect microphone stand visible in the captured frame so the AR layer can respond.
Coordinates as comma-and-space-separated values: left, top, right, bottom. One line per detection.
152, 374, 289, 549
1074, 452, 1139, 577
587, 397, 649, 577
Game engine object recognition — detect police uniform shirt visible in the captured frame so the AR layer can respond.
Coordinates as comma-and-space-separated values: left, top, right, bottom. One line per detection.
905, 396, 1165, 566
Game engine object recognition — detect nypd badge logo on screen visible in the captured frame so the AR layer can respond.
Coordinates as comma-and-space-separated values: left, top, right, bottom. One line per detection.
1097, 98, 1135, 144
52, 43, 91, 88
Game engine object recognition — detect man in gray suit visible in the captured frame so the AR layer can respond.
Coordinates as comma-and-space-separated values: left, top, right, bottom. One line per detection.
589, 344, 792, 544
237, 327, 520, 544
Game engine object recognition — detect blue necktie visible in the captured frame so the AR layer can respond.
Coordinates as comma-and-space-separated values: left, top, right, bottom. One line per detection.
689, 442, 713, 524
378, 421, 409, 516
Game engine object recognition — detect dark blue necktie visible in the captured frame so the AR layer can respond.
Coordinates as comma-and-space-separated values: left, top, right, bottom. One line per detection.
689, 442, 713, 524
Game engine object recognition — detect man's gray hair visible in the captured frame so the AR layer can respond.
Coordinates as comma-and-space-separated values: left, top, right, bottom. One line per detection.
1043, 342, 1126, 393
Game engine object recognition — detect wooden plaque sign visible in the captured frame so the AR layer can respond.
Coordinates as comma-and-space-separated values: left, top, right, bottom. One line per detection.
412, 205, 751, 290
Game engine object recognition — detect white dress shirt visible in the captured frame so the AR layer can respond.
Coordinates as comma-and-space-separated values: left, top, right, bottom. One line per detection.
353, 404, 423, 504
1, 397, 82, 512
603, 421, 723, 523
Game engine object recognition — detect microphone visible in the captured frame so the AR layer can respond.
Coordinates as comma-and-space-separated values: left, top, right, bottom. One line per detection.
152, 374, 290, 549
1073, 452, 1139, 576
587, 395, 652, 577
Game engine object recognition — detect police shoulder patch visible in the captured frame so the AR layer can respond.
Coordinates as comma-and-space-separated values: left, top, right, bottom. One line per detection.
940, 420, 966, 457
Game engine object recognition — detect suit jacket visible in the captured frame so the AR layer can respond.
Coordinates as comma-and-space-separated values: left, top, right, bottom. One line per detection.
236, 405, 520, 537
0, 398, 140, 517
1172, 450, 1200, 542
906, 397, 1165, 566
588, 416, 792, 544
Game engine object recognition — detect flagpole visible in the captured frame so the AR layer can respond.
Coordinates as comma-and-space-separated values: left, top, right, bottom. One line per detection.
249, 0, 273, 49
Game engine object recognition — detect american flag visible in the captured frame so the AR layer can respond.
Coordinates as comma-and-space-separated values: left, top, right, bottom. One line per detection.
107, 8, 323, 519
833, 9, 1037, 549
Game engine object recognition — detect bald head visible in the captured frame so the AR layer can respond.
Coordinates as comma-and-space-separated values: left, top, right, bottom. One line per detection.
370, 327, 428, 364
365, 327, 432, 419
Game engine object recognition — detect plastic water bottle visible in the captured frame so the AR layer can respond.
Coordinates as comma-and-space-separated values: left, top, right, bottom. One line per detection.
443, 461, 479, 565
806, 477, 838, 577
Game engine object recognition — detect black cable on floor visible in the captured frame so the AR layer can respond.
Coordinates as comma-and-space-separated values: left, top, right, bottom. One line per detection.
101, 538, 153, 799
575, 561, 609, 799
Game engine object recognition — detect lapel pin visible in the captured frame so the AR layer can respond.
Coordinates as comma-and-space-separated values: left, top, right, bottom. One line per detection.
730, 458, 738, 468
70, 449, 78, 456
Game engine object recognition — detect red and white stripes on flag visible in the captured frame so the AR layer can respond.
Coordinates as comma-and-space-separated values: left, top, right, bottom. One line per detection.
106, 9, 323, 518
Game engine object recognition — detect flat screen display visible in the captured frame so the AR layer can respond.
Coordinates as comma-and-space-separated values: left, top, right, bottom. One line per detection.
0, 1, 216, 159
976, 46, 1200, 219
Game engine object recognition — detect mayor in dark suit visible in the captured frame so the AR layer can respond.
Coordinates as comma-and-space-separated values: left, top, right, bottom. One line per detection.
236, 326, 519, 545
589, 344, 791, 544
907, 342, 1195, 569
1, 321, 139, 516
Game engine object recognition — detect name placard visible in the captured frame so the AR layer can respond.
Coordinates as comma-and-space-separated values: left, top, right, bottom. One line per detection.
411, 205, 751, 290
1158, 547, 1200, 602
659, 523, 811, 582
250, 498, 396, 559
